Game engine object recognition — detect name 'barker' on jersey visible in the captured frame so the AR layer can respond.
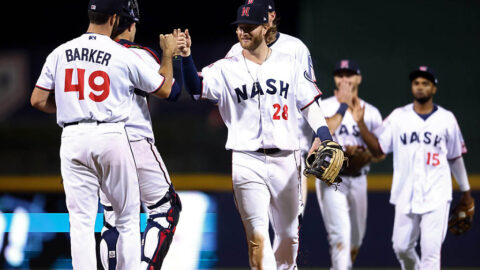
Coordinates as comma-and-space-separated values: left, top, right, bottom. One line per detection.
65, 48, 112, 66
235, 79, 289, 103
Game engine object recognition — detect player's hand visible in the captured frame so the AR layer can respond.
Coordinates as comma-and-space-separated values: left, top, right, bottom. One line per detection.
172, 28, 184, 56
181, 29, 192, 57
351, 96, 365, 124
336, 80, 353, 106
159, 33, 176, 57
308, 137, 321, 156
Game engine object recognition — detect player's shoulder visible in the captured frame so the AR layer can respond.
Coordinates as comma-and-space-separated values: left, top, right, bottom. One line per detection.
226, 42, 243, 58
203, 53, 241, 71
362, 99, 381, 113
434, 104, 457, 121
116, 39, 161, 64
276, 32, 306, 47
386, 103, 412, 120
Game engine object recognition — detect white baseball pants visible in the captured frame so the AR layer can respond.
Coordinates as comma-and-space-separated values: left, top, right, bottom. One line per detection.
60, 122, 141, 269
316, 175, 368, 270
232, 150, 302, 270
392, 202, 450, 270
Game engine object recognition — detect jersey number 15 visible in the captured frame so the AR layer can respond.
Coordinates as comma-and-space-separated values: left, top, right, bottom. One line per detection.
65, 68, 110, 102
426, 152, 440, 166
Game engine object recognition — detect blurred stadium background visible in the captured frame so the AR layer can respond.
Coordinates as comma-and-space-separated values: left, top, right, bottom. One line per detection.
0, 0, 479, 269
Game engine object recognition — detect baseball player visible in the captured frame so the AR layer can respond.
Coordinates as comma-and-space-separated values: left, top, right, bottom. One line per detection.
30, 0, 177, 268
97, 2, 182, 270
357, 66, 474, 270
314, 60, 383, 269
176, 3, 337, 269
226, 0, 318, 216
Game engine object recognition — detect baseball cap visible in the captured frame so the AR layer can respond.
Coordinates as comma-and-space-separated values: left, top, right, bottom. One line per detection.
409, 66, 438, 85
88, 0, 123, 15
245, 0, 275, 12
232, 3, 269, 25
119, 0, 140, 23
333, 59, 361, 75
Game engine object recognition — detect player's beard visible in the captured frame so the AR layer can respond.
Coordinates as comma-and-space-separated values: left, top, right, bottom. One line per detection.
414, 95, 433, 104
239, 32, 264, 51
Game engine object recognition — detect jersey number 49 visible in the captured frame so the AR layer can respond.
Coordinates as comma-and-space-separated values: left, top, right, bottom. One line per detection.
65, 68, 110, 102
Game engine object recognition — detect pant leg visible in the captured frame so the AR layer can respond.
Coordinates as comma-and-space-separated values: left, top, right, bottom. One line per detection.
392, 206, 421, 270
347, 175, 367, 255
267, 150, 301, 270
93, 126, 141, 270
316, 180, 351, 270
419, 202, 450, 270
60, 130, 101, 270
232, 151, 276, 270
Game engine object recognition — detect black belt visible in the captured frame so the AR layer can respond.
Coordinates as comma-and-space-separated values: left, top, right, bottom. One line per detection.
134, 88, 149, 97
256, 148, 281, 155
64, 121, 107, 127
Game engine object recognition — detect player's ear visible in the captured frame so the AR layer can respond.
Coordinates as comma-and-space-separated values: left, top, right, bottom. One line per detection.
356, 75, 362, 85
432, 85, 437, 95
109, 14, 118, 27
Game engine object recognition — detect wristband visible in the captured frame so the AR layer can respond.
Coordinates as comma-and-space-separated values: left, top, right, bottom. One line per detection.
316, 126, 333, 141
336, 103, 348, 117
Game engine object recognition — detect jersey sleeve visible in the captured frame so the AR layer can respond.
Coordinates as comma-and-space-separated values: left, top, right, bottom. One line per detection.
200, 63, 224, 102
369, 105, 383, 131
374, 110, 395, 154
296, 43, 317, 83
446, 114, 467, 159
127, 50, 165, 93
294, 60, 322, 110
35, 51, 57, 91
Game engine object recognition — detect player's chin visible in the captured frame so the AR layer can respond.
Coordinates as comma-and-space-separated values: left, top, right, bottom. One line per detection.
240, 40, 253, 49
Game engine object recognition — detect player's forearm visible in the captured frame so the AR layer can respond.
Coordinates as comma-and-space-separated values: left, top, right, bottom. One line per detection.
182, 55, 202, 97
357, 119, 383, 157
31, 88, 56, 113
153, 54, 174, 99
302, 102, 333, 141
326, 103, 348, 134
165, 56, 184, 102
449, 157, 471, 192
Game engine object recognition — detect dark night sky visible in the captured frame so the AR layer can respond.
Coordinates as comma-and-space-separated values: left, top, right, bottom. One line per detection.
4, 0, 299, 67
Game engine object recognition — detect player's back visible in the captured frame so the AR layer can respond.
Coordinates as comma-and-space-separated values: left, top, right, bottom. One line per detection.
42, 33, 142, 127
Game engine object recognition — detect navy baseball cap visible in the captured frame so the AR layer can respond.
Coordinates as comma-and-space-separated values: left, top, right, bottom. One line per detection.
232, 3, 269, 25
333, 59, 361, 75
88, 0, 123, 15
245, 0, 275, 12
409, 66, 438, 85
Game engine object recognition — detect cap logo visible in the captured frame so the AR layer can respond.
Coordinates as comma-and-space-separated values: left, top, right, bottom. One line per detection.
241, 7, 250, 17
247, 0, 254, 3
340, 60, 350, 69
90, 4, 96, 10
419, 66, 428, 71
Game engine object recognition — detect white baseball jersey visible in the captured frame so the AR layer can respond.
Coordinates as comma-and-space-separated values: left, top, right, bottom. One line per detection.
35, 33, 165, 127
321, 95, 383, 172
124, 48, 160, 142
200, 49, 321, 151
374, 104, 467, 214
227, 32, 318, 152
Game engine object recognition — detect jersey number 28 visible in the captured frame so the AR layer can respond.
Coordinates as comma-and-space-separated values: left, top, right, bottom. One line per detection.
273, 104, 288, 120
65, 68, 110, 102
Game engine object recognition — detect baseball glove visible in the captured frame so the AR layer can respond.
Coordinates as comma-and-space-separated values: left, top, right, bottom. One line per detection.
448, 198, 475, 235
304, 140, 348, 186
341, 145, 372, 175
